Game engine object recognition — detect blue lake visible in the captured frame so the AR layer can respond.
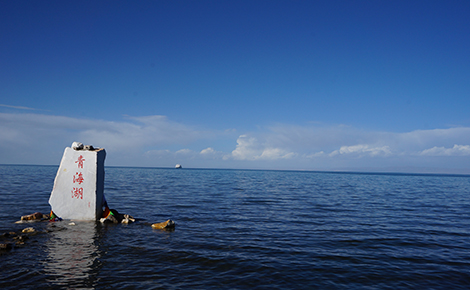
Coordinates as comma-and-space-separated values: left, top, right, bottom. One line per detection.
1, 165, 470, 289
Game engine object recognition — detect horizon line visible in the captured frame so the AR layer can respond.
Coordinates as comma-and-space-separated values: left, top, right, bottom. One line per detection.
1, 163, 469, 178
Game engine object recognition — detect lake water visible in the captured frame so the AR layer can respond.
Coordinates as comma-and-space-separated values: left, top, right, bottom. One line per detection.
1, 165, 470, 289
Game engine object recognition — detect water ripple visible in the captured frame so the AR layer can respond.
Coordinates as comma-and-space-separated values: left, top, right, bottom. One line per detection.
1, 166, 470, 289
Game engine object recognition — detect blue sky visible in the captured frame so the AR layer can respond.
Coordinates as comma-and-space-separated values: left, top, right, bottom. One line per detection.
1, 1, 470, 173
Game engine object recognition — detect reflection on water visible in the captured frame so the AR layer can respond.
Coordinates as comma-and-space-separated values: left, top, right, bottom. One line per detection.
43, 222, 101, 289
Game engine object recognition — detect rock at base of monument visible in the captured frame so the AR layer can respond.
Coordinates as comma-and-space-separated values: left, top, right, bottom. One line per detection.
151, 219, 175, 230
121, 214, 135, 224
16, 212, 49, 223
16, 211, 61, 224
99, 209, 135, 224
19, 212, 49, 222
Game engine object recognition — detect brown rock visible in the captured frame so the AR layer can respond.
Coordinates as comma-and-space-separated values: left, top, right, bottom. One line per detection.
151, 219, 176, 230
22, 227, 35, 233
20, 212, 44, 221
0, 243, 13, 251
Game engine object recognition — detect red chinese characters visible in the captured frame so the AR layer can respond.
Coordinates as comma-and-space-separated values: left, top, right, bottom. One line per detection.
72, 155, 85, 199
71, 187, 83, 199
75, 155, 85, 169
73, 172, 84, 184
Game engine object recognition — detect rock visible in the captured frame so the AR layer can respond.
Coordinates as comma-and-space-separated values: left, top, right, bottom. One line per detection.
13, 235, 29, 242
151, 219, 175, 229
100, 214, 118, 224
22, 227, 35, 233
0, 243, 13, 251
121, 214, 135, 224
100, 209, 135, 224
72, 141, 84, 150
2, 232, 16, 238
72, 142, 97, 151
20, 212, 45, 221
83, 145, 95, 151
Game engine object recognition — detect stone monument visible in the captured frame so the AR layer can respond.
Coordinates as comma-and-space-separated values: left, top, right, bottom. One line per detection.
48, 142, 106, 220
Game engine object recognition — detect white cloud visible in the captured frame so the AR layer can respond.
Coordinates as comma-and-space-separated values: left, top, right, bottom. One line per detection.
396, 128, 470, 151
129, 115, 168, 123
144, 149, 171, 156
305, 151, 326, 158
419, 144, 470, 156
231, 135, 260, 160
0, 113, 212, 165
176, 149, 193, 155
259, 148, 297, 160
229, 135, 295, 160
199, 147, 228, 161
200, 147, 215, 155
1, 112, 470, 172
0, 112, 207, 150
0, 103, 41, 111
329, 145, 392, 157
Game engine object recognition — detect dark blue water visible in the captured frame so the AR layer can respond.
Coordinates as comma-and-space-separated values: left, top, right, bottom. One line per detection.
1, 165, 470, 289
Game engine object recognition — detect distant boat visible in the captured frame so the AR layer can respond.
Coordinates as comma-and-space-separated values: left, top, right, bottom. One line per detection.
175, 164, 182, 169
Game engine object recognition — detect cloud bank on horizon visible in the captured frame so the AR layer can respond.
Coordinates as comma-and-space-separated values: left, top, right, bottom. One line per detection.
1, 112, 469, 174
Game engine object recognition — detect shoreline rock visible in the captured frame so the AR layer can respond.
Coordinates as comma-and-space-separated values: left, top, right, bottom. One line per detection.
151, 219, 176, 230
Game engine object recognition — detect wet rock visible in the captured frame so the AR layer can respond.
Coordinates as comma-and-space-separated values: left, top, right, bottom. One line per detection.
100, 213, 119, 224
2, 232, 17, 239
151, 219, 175, 230
121, 214, 135, 224
0, 243, 13, 251
22, 227, 35, 233
100, 209, 135, 224
13, 235, 29, 244
20, 212, 48, 221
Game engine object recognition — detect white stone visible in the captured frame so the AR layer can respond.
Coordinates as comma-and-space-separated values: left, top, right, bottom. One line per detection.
49, 146, 106, 220
72, 141, 84, 150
